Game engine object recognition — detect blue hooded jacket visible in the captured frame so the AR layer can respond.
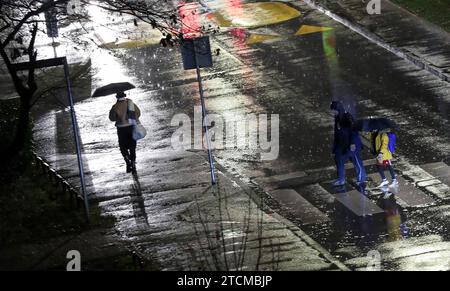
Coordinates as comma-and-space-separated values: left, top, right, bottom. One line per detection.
331, 101, 362, 154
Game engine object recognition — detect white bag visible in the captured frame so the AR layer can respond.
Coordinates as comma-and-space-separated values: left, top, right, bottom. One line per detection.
127, 100, 147, 140
133, 122, 147, 140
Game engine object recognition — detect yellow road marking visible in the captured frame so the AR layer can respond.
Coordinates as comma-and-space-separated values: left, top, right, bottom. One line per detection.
246, 33, 281, 44
100, 39, 160, 49
296, 25, 333, 36
211, 2, 301, 28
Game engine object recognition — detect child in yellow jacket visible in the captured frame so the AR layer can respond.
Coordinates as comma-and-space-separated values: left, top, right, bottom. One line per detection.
370, 130, 398, 188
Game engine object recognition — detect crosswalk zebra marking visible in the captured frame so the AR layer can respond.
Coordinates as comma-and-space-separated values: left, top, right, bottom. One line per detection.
421, 162, 450, 188
335, 190, 384, 217
368, 173, 435, 208
270, 189, 331, 225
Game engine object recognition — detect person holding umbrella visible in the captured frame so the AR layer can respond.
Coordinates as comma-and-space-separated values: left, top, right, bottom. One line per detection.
370, 129, 398, 189
330, 101, 366, 186
93, 82, 142, 173
109, 91, 141, 173
354, 117, 398, 190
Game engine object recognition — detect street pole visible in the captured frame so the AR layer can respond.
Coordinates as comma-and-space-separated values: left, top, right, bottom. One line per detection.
51, 37, 57, 58
193, 41, 216, 185
62, 57, 90, 221
42, 2, 89, 220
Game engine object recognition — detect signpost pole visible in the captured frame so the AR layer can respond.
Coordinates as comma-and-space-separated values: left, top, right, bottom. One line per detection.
51, 37, 58, 58
180, 36, 216, 185
193, 40, 216, 184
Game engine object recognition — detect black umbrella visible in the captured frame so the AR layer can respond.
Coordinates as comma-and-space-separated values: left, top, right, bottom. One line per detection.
92, 82, 135, 97
354, 118, 397, 132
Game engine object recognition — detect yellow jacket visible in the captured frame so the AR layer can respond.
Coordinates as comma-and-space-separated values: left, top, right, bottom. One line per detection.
369, 132, 393, 161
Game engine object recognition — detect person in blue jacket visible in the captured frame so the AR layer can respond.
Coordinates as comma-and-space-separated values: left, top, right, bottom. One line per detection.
330, 101, 366, 186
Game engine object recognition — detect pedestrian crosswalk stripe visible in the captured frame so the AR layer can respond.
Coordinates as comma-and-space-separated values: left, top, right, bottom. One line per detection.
270, 189, 330, 225
368, 173, 435, 208
420, 162, 450, 187
335, 190, 384, 217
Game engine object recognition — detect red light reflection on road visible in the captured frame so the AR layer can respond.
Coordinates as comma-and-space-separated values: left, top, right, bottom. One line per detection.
178, 0, 201, 38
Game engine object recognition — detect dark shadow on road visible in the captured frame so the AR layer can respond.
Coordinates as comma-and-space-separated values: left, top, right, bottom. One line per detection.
130, 172, 149, 227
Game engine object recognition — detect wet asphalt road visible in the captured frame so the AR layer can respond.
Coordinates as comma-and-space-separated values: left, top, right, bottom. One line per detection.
30, 0, 450, 270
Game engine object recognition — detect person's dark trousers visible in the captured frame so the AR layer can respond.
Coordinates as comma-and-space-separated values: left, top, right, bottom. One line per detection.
335, 152, 346, 182
117, 126, 136, 163
349, 150, 366, 183
335, 150, 367, 183
377, 164, 396, 180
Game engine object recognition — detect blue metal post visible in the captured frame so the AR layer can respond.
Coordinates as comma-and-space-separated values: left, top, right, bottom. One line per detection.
193, 41, 216, 184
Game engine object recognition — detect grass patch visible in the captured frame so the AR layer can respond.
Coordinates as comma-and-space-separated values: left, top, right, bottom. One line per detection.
391, 0, 450, 32
0, 99, 114, 248
0, 165, 110, 247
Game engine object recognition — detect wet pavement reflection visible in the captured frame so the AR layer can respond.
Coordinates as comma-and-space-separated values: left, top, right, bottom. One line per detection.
28, 0, 450, 270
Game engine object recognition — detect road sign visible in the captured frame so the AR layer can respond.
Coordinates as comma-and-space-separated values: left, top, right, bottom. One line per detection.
181, 36, 213, 70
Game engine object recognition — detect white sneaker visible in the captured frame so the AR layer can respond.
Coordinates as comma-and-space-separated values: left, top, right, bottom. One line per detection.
377, 179, 389, 188
390, 179, 399, 187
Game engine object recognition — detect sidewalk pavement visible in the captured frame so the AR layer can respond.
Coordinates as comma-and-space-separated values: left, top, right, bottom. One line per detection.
0, 147, 346, 270
86, 149, 347, 271
306, 0, 450, 82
